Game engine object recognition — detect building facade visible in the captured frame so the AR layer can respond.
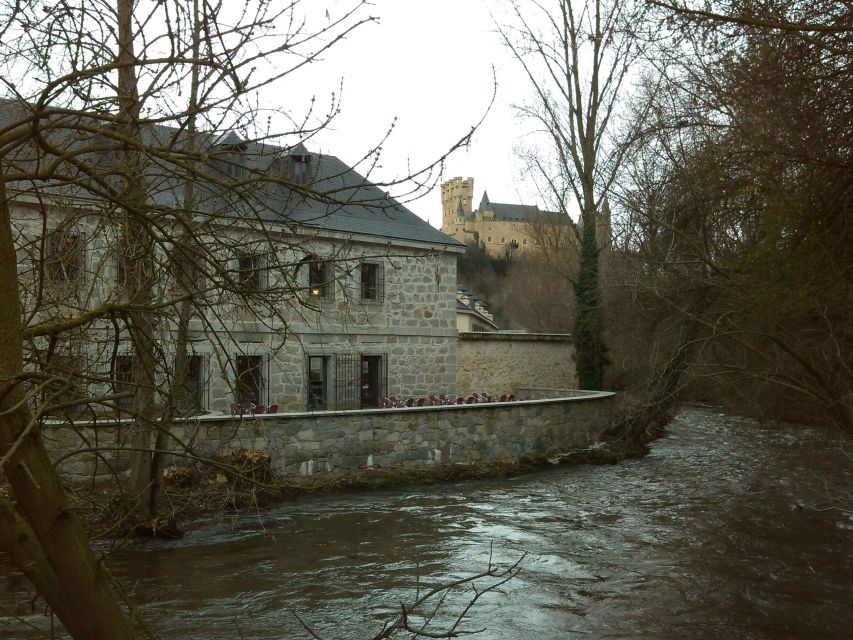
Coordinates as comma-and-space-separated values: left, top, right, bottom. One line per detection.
6, 104, 463, 417
456, 287, 498, 332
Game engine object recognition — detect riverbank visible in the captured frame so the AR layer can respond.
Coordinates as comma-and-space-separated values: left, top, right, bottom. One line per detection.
66, 436, 651, 539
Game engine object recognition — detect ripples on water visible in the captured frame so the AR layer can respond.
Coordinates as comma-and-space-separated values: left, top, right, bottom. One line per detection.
1, 408, 851, 638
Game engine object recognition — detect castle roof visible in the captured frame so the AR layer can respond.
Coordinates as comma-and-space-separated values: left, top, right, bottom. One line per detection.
478, 190, 542, 222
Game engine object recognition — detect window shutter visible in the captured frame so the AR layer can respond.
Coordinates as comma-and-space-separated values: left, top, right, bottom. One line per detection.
334, 353, 359, 410
381, 354, 388, 398
264, 355, 271, 406
376, 261, 385, 302
78, 231, 88, 287
203, 354, 211, 410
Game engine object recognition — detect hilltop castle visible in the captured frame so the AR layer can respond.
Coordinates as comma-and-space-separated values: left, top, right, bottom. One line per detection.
440, 176, 610, 258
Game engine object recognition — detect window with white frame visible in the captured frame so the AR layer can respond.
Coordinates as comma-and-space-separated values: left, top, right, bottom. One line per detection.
111, 354, 135, 408
177, 354, 205, 412
238, 253, 264, 291
41, 352, 86, 416
235, 354, 266, 407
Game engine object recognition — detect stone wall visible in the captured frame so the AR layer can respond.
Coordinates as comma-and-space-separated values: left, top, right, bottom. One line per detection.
216, 242, 461, 411
457, 332, 576, 397
44, 391, 614, 479
12, 199, 462, 414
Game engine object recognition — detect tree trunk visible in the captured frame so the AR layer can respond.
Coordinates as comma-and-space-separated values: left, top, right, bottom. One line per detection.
149, 0, 204, 519
115, 0, 161, 521
615, 292, 713, 442
0, 176, 139, 638
574, 201, 608, 389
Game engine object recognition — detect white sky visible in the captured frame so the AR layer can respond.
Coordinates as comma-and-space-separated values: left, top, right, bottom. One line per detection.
276, 0, 547, 229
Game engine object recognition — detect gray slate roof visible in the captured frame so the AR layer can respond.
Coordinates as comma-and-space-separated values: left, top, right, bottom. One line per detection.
0, 100, 462, 248
478, 190, 540, 222
477, 190, 570, 225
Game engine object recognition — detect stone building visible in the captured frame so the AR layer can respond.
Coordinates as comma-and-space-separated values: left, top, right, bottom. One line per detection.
440, 176, 612, 257
456, 287, 499, 332
5, 102, 463, 416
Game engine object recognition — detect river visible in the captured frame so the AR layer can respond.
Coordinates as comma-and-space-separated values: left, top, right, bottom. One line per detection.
2, 408, 852, 638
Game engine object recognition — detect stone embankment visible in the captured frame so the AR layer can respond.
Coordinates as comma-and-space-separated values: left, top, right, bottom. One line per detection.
43, 390, 615, 480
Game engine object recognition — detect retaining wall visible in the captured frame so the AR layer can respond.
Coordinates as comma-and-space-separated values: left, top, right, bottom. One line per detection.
43, 391, 615, 480
457, 332, 576, 396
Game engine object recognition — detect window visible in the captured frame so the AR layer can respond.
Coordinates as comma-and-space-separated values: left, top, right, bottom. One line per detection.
308, 259, 331, 299
360, 262, 383, 302
46, 231, 83, 286
333, 353, 388, 409
487, 236, 492, 243
307, 356, 328, 410
290, 154, 312, 184
42, 353, 85, 416
238, 253, 263, 290
500, 237, 506, 244
359, 355, 385, 409
169, 256, 206, 294
94, 129, 119, 167
177, 355, 205, 412
235, 355, 265, 406
522, 238, 528, 246
273, 154, 313, 185
111, 354, 135, 408
216, 150, 248, 179
115, 241, 132, 289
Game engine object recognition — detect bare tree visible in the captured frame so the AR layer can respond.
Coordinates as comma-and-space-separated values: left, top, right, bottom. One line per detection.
0, 0, 481, 636
496, 0, 652, 389
612, 0, 852, 434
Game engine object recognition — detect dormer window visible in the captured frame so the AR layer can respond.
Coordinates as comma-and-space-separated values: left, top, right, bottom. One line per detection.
290, 154, 312, 184
211, 132, 249, 180
94, 124, 119, 167
216, 150, 248, 179
274, 145, 313, 185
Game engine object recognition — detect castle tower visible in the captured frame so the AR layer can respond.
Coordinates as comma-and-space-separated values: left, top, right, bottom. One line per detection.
440, 177, 474, 233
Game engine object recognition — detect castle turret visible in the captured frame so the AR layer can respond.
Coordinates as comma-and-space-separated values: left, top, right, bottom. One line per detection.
440, 177, 474, 233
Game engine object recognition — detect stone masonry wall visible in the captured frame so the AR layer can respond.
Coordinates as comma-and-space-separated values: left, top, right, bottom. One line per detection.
202, 242, 460, 412
12, 200, 461, 414
457, 332, 576, 397
44, 392, 614, 479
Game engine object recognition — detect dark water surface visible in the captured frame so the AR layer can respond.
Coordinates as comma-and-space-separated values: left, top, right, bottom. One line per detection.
2, 408, 852, 638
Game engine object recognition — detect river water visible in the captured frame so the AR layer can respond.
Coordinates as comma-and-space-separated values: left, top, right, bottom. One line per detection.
2, 408, 852, 638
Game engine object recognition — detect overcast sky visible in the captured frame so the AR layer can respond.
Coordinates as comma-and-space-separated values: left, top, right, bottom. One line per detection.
278, 0, 547, 229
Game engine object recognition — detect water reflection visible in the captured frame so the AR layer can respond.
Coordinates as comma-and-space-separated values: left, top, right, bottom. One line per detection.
1, 409, 851, 638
